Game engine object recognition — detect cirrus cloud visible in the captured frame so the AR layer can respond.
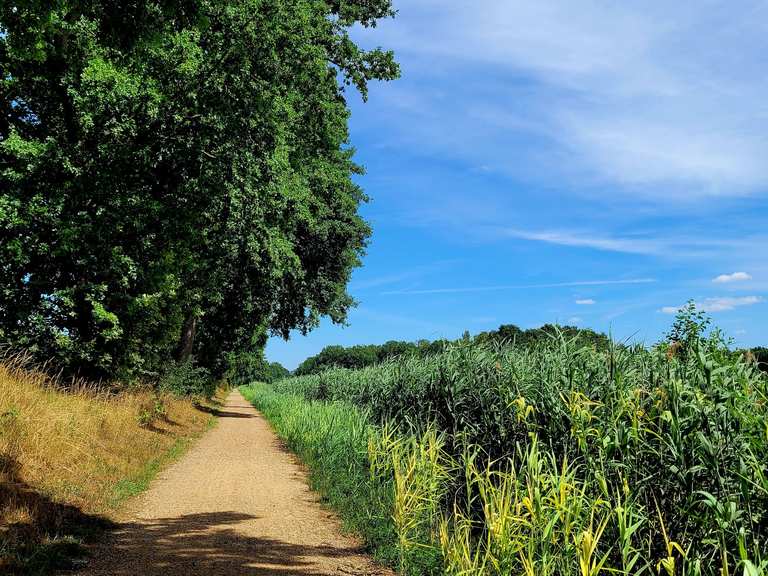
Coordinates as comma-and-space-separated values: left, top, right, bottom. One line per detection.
712, 272, 752, 283
661, 296, 762, 314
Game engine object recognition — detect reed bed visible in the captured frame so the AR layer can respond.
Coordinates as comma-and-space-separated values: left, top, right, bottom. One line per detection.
261, 333, 768, 575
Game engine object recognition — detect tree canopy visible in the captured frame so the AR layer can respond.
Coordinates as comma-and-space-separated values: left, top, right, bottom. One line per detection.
0, 0, 398, 380
294, 339, 448, 375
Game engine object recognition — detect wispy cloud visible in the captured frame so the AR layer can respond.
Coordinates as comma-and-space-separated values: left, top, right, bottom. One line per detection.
353, 307, 455, 333
358, 0, 768, 195
503, 228, 660, 254
661, 296, 763, 314
712, 272, 752, 284
384, 278, 655, 296
576, 299, 596, 305
498, 227, 765, 259
350, 260, 460, 290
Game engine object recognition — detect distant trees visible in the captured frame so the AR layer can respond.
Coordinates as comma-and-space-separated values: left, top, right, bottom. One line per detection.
0, 1, 398, 381
266, 362, 290, 383
294, 339, 448, 375
225, 348, 289, 386
293, 324, 612, 376
474, 323, 610, 350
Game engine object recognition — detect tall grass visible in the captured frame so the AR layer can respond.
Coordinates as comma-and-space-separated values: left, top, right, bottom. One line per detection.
0, 353, 218, 573
267, 333, 768, 575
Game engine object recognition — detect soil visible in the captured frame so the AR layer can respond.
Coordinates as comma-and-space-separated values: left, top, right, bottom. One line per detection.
74, 389, 392, 576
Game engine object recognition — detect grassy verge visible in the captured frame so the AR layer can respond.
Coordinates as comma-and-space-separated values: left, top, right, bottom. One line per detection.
0, 358, 223, 575
239, 382, 400, 568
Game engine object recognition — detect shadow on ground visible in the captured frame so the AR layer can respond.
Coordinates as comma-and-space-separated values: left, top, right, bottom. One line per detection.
193, 404, 256, 419
78, 511, 376, 576
1, 454, 114, 575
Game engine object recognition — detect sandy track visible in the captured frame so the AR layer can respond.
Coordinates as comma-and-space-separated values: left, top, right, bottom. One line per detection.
76, 390, 392, 576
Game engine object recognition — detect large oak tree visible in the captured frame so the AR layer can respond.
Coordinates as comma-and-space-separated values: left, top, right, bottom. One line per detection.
0, 0, 398, 379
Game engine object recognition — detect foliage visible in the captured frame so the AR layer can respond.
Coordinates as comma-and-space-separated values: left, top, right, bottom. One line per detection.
223, 348, 288, 386
293, 325, 610, 376
157, 358, 213, 398
294, 339, 448, 375
224, 350, 270, 388
474, 322, 610, 350
750, 347, 768, 373
0, 0, 399, 380
266, 361, 290, 383
269, 327, 768, 575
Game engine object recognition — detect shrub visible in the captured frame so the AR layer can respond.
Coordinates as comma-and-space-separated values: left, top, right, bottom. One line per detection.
158, 359, 214, 398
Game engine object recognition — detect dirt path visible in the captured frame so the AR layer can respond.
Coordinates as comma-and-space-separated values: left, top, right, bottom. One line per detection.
76, 389, 392, 576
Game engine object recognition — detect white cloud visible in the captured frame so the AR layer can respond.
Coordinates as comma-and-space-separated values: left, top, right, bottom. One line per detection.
357, 1, 768, 195
712, 272, 752, 284
576, 299, 596, 305
384, 278, 655, 296
568, 316, 583, 324
661, 296, 763, 314
660, 306, 682, 314
503, 228, 660, 254
499, 227, 765, 258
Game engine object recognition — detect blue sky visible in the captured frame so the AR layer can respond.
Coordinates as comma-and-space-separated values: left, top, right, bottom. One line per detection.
268, 0, 768, 369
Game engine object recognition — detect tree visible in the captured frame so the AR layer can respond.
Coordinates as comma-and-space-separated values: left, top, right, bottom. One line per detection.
0, 1, 399, 380
266, 361, 290, 383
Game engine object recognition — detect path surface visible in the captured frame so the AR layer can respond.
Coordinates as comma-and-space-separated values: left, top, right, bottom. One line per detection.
76, 390, 392, 576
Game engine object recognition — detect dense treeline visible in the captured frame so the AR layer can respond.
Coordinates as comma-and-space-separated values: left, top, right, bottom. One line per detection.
263, 309, 768, 575
294, 339, 448, 375
294, 323, 611, 375
0, 0, 398, 387
474, 322, 610, 348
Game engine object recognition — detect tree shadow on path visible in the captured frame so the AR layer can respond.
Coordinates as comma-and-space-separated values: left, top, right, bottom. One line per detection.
77, 511, 384, 576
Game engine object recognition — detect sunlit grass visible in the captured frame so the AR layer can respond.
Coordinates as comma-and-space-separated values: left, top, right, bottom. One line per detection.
0, 354, 220, 572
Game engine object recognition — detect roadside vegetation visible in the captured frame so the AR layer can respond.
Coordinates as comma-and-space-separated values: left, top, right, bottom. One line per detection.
0, 355, 222, 574
243, 305, 768, 576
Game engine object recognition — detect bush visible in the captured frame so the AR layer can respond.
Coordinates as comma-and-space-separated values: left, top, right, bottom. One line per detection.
158, 359, 214, 398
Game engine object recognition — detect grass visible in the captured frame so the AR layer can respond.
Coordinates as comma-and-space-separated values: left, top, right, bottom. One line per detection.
0, 354, 222, 574
257, 329, 768, 576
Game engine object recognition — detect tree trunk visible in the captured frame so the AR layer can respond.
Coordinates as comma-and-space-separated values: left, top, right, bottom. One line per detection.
177, 314, 197, 362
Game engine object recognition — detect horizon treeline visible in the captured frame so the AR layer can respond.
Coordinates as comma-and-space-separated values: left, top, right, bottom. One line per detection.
0, 1, 399, 387
292, 320, 767, 376
293, 323, 610, 375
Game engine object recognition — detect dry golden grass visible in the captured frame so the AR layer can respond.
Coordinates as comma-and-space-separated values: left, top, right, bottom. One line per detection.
0, 355, 221, 572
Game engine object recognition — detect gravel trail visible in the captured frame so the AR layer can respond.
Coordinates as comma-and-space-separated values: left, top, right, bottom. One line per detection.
76, 389, 392, 576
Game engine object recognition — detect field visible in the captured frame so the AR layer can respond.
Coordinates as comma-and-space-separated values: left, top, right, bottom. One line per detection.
0, 355, 220, 574
242, 330, 768, 576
